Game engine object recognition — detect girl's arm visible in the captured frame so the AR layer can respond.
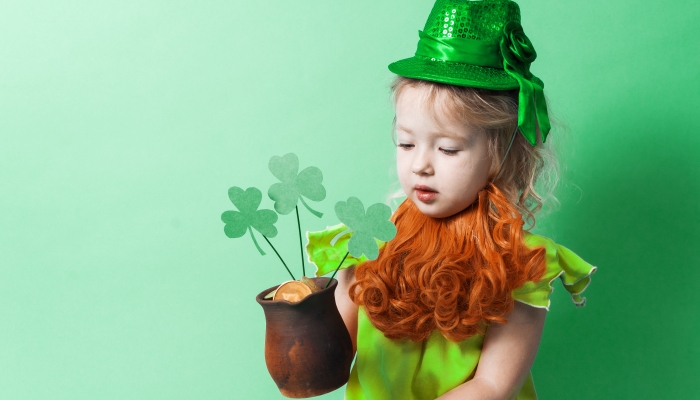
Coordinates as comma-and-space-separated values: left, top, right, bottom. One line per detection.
437, 302, 547, 400
334, 267, 359, 352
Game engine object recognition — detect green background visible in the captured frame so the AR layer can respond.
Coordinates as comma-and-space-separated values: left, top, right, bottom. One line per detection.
1, 0, 698, 398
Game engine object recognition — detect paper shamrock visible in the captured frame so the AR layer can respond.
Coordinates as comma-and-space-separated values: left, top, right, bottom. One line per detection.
334, 197, 397, 260
221, 187, 278, 256
268, 153, 326, 218
220, 153, 398, 287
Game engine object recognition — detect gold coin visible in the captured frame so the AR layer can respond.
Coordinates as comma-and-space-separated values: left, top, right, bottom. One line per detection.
301, 276, 321, 292
273, 280, 313, 303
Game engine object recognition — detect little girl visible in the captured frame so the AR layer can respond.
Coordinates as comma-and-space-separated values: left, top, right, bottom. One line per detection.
309, 0, 596, 398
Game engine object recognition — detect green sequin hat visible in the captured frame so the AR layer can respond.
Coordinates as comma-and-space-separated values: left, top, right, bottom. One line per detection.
389, 0, 550, 145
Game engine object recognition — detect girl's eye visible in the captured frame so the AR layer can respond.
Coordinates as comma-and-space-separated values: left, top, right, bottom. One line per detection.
398, 143, 414, 150
440, 148, 459, 155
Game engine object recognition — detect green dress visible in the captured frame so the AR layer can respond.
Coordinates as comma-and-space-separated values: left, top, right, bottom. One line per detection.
308, 227, 596, 400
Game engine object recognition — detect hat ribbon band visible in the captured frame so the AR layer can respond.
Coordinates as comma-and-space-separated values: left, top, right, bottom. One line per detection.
415, 30, 502, 69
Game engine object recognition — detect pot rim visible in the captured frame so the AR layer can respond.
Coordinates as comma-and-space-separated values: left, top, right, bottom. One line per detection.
255, 277, 336, 305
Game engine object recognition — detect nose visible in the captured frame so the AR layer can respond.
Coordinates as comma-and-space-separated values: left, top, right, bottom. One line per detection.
412, 149, 434, 176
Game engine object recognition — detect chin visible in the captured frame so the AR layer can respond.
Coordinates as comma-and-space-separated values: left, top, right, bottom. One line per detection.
411, 196, 477, 219
412, 202, 453, 219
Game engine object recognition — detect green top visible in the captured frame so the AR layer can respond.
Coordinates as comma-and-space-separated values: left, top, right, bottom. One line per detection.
308, 229, 596, 400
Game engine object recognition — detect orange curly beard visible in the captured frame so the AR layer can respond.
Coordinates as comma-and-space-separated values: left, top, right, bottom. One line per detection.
349, 184, 546, 342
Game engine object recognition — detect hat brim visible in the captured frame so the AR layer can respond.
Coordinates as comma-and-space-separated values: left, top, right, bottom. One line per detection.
388, 56, 519, 90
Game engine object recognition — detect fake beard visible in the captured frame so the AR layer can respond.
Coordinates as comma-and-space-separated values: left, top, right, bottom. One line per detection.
349, 184, 546, 342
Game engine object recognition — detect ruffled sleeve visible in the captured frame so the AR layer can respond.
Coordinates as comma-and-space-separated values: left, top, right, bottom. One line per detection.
307, 224, 386, 277
512, 233, 597, 310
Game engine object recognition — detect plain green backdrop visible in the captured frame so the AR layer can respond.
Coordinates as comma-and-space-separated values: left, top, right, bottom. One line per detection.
1, 0, 698, 398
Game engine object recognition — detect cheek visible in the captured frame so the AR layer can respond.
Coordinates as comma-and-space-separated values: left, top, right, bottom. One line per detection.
476, 156, 493, 183
474, 142, 493, 177
396, 153, 415, 191
453, 158, 490, 191
396, 153, 409, 179
462, 151, 492, 182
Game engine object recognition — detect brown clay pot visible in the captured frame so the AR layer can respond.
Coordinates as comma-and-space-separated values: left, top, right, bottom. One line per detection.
255, 277, 354, 398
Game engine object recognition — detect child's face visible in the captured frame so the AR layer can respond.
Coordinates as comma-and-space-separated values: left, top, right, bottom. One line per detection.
395, 86, 492, 219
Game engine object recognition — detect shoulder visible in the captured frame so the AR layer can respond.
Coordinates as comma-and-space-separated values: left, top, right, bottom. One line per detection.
513, 232, 597, 310
337, 266, 356, 285
522, 231, 557, 252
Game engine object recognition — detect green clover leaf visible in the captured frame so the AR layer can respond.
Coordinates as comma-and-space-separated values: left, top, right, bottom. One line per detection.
268, 153, 326, 217
334, 197, 397, 260
221, 186, 278, 255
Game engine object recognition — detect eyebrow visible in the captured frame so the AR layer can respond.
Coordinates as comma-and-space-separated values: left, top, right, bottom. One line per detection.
396, 125, 413, 134
397, 124, 467, 141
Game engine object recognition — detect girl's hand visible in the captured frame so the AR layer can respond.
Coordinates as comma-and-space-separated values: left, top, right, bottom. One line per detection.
335, 268, 359, 353
437, 302, 547, 400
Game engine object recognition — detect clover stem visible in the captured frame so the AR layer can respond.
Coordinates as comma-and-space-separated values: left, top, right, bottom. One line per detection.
299, 197, 323, 218
295, 205, 306, 277
263, 235, 295, 281
326, 251, 350, 289
248, 226, 265, 256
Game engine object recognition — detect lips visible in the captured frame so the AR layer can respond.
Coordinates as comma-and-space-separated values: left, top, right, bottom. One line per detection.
414, 185, 437, 203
